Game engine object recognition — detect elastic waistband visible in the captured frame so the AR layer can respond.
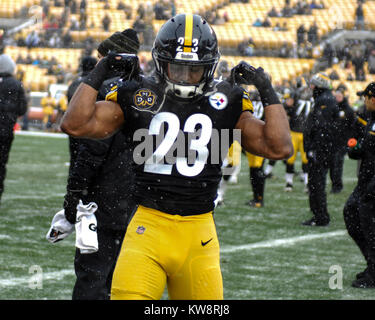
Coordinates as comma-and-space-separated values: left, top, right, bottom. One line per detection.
137, 205, 213, 221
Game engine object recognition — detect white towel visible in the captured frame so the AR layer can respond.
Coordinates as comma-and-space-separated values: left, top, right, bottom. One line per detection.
46, 209, 74, 243
75, 200, 98, 254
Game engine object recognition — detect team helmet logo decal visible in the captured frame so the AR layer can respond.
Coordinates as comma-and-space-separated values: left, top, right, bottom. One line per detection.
134, 89, 156, 109
209, 92, 228, 110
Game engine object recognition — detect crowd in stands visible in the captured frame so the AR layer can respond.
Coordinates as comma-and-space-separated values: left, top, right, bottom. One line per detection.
5, 0, 173, 51
0, 0, 374, 118
235, 0, 324, 58
14, 52, 73, 84
316, 38, 375, 83
252, 0, 324, 32
3, 0, 371, 59
267, 0, 325, 19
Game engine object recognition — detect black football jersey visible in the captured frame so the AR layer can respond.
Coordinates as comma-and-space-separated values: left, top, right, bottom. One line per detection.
286, 98, 312, 133
106, 76, 253, 215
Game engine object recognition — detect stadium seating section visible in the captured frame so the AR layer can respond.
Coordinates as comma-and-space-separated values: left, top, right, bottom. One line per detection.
1, 0, 369, 46
0, 0, 374, 105
5, 46, 82, 91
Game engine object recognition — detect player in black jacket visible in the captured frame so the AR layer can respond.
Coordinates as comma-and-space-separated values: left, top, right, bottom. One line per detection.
63, 29, 140, 300
66, 56, 97, 168
61, 14, 293, 300
329, 89, 355, 193
343, 82, 375, 288
303, 73, 340, 226
0, 53, 27, 203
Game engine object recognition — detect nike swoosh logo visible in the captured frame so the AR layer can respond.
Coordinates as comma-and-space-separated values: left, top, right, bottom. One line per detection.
201, 238, 213, 246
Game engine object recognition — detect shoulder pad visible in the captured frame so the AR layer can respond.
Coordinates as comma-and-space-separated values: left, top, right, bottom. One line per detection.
105, 85, 118, 102
242, 90, 254, 113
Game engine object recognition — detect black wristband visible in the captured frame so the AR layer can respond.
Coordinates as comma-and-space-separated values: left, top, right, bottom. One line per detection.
82, 58, 109, 91
257, 84, 280, 108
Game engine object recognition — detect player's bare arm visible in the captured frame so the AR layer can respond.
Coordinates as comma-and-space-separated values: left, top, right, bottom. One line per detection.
61, 82, 124, 139
236, 104, 293, 159
232, 62, 293, 159
61, 53, 137, 139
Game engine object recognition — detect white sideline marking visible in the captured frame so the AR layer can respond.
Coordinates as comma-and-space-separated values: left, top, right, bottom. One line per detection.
15, 130, 68, 138
221, 230, 347, 253
0, 269, 74, 288
0, 231, 347, 287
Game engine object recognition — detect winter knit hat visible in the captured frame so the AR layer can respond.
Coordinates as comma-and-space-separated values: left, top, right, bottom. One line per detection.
97, 28, 140, 56
0, 54, 16, 75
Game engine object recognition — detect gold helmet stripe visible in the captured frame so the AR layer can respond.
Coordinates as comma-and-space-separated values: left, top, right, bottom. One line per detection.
318, 73, 330, 81
184, 14, 193, 52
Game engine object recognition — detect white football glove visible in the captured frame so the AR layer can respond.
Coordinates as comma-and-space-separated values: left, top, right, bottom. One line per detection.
46, 209, 74, 243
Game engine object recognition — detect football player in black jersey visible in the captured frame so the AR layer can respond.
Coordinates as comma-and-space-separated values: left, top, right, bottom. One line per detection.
61, 14, 293, 300
245, 93, 266, 207
283, 91, 310, 192
216, 93, 267, 208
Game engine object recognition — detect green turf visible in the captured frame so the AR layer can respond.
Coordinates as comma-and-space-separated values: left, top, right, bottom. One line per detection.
0, 133, 374, 300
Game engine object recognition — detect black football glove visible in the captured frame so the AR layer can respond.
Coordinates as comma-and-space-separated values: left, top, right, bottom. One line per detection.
83, 52, 140, 90
230, 61, 271, 88
107, 52, 140, 81
83, 57, 111, 90
230, 61, 279, 107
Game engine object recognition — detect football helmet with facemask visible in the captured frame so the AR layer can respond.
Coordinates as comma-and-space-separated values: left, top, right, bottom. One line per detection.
310, 72, 331, 89
152, 14, 220, 100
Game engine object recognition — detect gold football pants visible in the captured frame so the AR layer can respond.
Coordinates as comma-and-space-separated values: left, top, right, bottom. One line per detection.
110, 205, 223, 300
227, 141, 242, 166
246, 152, 264, 168
287, 131, 308, 165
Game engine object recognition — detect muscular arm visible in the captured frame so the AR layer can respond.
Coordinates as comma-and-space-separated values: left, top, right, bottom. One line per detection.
230, 62, 292, 159
236, 104, 293, 159
61, 83, 124, 139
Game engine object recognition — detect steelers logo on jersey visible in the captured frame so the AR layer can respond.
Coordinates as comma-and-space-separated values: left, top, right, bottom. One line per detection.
134, 89, 156, 109
209, 92, 228, 110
